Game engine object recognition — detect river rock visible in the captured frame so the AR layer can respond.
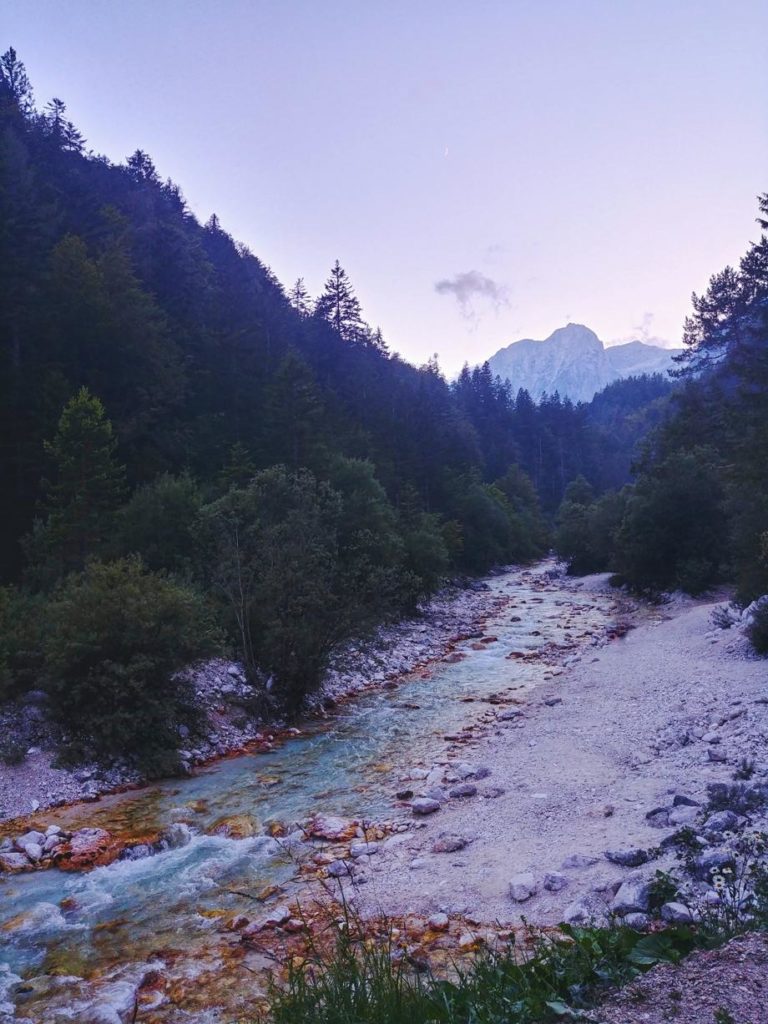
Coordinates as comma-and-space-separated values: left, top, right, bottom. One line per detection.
623, 913, 650, 931
411, 797, 440, 815
449, 783, 477, 799
611, 877, 652, 915
498, 709, 523, 721
562, 853, 599, 869
704, 810, 742, 833
327, 859, 352, 878
672, 794, 700, 808
307, 814, 359, 841
543, 872, 569, 892
350, 841, 379, 858
209, 813, 259, 839
563, 896, 602, 925
16, 830, 45, 849
0, 851, 30, 872
263, 904, 292, 926
509, 872, 538, 902
668, 805, 698, 827
661, 901, 694, 923
431, 834, 468, 853
428, 912, 449, 931
605, 848, 650, 868
19, 841, 43, 862
53, 828, 123, 871
694, 847, 736, 879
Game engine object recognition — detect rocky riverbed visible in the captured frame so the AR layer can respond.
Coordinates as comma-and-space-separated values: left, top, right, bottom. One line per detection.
1, 563, 767, 1023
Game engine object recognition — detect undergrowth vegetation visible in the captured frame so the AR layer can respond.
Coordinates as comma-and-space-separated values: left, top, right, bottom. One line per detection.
257, 836, 768, 1024
262, 917, 701, 1024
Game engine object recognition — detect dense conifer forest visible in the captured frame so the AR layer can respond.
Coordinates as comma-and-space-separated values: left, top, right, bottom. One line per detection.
2, 47, 763, 770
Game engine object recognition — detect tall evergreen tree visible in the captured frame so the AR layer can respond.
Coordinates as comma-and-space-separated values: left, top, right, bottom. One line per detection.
288, 277, 312, 317
26, 388, 125, 585
314, 260, 367, 342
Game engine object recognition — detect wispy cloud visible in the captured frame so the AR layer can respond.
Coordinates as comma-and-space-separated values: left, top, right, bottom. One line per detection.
434, 270, 510, 327
611, 312, 674, 349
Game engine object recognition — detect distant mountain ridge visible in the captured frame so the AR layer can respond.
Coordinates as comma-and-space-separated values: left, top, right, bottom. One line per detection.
486, 323, 683, 402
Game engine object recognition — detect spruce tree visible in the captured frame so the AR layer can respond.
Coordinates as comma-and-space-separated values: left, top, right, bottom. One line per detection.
27, 388, 125, 585
288, 277, 312, 317
314, 260, 367, 342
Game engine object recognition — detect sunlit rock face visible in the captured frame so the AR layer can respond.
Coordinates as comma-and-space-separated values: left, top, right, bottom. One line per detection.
486, 323, 682, 402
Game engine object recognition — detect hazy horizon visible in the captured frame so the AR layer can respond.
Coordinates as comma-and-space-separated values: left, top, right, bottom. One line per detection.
6, 0, 767, 372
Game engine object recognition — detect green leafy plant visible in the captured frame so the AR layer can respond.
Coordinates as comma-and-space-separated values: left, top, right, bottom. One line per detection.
44, 557, 219, 774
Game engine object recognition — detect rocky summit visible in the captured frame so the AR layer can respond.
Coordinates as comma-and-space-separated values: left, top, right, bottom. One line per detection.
486, 323, 683, 402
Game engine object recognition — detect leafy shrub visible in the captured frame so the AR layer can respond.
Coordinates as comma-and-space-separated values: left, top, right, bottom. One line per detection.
0, 736, 27, 766
554, 477, 628, 576
747, 601, 768, 655
113, 472, 202, 577
613, 450, 726, 595
44, 557, 219, 774
647, 870, 680, 913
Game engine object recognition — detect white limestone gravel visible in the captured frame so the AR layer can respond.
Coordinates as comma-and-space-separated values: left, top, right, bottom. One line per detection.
357, 576, 768, 927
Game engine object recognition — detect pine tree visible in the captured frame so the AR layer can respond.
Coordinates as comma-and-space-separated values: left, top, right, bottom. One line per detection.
288, 277, 312, 317
0, 48, 34, 117
27, 388, 126, 585
314, 260, 367, 342
42, 98, 84, 153
263, 351, 328, 471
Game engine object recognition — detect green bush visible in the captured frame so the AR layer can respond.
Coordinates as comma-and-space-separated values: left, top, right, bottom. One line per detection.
554, 476, 626, 576
44, 557, 219, 774
613, 450, 726, 595
747, 602, 768, 655
113, 471, 202, 577
0, 587, 46, 702
0, 736, 27, 766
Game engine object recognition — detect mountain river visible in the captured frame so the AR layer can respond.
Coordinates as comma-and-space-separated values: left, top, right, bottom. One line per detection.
0, 563, 621, 1022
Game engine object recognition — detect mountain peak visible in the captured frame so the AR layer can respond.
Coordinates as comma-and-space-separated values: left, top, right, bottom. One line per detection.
485, 324, 682, 402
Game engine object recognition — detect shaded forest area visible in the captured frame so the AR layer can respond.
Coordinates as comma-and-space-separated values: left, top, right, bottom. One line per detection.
0, 49, 677, 768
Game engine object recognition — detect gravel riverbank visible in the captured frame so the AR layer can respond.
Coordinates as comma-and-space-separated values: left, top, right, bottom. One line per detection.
352, 576, 768, 929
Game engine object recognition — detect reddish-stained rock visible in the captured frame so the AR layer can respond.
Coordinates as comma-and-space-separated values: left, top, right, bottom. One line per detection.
52, 827, 123, 871
208, 813, 259, 839
305, 814, 359, 842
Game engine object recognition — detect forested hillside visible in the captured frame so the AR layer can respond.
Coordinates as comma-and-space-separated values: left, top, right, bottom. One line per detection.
556, 195, 768, 610
0, 49, 670, 767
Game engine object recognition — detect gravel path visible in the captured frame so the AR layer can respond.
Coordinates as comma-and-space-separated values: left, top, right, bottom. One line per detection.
358, 577, 768, 927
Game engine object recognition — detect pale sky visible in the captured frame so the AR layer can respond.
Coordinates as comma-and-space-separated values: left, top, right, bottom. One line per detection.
6, 0, 768, 372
